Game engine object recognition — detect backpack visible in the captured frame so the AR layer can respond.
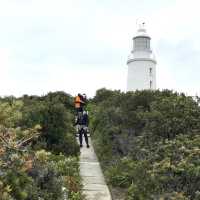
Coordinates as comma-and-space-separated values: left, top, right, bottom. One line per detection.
77, 112, 84, 125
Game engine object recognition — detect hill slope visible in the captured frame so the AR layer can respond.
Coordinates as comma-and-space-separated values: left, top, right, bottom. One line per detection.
89, 89, 200, 200
0, 92, 82, 200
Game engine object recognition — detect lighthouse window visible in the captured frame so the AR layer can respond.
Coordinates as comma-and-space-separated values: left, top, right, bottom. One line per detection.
146, 39, 150, 49
134, 38, 150, 50
149, 67, 152, 76
150, 80, 152, 89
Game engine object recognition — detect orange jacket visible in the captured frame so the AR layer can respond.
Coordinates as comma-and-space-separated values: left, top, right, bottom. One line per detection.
74, 96, 84, 108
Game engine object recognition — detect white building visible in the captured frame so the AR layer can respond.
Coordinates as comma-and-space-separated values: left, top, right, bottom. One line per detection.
127, 25, 157, 91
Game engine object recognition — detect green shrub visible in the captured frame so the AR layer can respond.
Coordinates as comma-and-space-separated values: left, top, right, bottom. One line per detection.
0, 92, 82, 200
90, 89, 200, 199
20, 92, 79, 156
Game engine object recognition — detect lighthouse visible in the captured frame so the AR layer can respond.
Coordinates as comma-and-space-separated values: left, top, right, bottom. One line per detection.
127, 24, 157, 91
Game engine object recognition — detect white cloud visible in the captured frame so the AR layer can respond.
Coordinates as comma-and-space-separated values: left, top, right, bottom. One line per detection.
0, 0, 83, 17
4, 63, 126, 97
0, 48, 14, 95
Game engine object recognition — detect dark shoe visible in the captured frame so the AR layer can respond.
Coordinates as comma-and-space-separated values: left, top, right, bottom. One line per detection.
80, 144, 83, 147
87, 144, 90, 148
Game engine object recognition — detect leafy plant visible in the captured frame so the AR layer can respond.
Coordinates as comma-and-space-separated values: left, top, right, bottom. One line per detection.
90, 89, 200, 199
0, 92, 82, 200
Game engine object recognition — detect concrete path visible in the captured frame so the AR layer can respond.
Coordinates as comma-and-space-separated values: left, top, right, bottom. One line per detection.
79, 138, 112, 200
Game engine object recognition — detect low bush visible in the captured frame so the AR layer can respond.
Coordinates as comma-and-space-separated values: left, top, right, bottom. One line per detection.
0, 92, 82, 200
90, 89, 200, 199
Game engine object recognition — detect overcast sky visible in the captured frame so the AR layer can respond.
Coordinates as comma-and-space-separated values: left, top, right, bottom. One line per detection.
0, 0, 200, 97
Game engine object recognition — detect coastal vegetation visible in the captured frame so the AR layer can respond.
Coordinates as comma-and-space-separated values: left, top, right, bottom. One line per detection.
0, 92, 82, 200
1, 89, 200, 200
89, 89, 200, 200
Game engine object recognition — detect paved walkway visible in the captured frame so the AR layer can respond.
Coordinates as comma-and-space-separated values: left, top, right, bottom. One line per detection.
79, 138, 112, 200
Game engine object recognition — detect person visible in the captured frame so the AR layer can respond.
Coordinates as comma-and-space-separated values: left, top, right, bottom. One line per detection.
80, 93, 87, 110
78, 110, 89, 148
82, 93, 87, 104
74, 93, 85, 113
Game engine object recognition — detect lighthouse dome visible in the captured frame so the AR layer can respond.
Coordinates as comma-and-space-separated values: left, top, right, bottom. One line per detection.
133, 27, 150, 39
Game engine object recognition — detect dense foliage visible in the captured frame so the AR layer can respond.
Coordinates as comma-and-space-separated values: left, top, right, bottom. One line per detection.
19, 92, 79, 155
89, 88, 200, 200
0, 92, 82, 200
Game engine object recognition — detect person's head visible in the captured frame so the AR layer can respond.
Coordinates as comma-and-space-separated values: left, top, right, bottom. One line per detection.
78, 93, 81, 97
82, 93, 86, 99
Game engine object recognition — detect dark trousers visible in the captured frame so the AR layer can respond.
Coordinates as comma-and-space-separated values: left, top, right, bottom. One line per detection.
75, 107, 83, 114
79, 127, 89, 145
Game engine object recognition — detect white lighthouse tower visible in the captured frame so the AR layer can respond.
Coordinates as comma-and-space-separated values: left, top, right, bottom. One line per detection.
127, 24, 157, 91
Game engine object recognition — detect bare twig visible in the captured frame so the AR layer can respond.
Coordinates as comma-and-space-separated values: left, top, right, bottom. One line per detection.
16, 132, 40, 148
0, 134, 9, 146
